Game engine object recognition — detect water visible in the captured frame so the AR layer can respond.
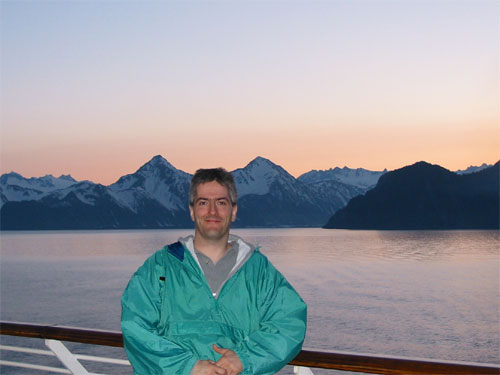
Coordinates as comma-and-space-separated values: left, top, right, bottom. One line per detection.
1, 229, 499, 374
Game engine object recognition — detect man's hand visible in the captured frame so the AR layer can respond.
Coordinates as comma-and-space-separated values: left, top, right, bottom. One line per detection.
213, 344, 243, 375
192, 360, 227, 375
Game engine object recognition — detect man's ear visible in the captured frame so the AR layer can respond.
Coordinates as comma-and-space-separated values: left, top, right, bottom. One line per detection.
231, 204, 238, 222
189, 205, 194, 221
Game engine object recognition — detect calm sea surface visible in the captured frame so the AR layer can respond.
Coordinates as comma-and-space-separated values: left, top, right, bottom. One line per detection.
0, 229, 499, 374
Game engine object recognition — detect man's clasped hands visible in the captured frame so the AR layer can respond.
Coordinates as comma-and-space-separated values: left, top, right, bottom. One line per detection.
192, 344, 243, 375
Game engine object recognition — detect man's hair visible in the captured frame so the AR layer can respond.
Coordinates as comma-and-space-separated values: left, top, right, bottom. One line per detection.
189, 168, 238, 206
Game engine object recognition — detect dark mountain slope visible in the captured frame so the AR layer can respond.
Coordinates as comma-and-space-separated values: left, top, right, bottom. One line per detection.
324, 161, 499, 230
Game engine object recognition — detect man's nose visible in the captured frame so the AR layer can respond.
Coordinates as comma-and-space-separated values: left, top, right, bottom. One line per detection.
208, 201, 217, 215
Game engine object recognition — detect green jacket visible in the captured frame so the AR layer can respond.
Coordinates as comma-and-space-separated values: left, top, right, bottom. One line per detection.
121, 235, 307, 375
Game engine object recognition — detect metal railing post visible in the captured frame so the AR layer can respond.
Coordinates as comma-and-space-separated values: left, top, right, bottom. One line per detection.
294, 365, 315, 374
45, 339, 92, 375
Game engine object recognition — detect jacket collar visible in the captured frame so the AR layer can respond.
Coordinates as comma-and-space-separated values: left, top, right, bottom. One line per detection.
178, 234, 255, 272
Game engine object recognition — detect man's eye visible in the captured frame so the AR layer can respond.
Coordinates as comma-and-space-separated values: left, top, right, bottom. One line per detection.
198, 201, 208, 206
217, 200, 227, 206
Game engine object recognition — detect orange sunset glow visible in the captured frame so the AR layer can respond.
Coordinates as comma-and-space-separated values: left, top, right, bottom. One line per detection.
1, 1, 498, 184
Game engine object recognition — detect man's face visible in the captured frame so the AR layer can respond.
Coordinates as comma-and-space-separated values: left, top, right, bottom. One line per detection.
190, 181, 237, 242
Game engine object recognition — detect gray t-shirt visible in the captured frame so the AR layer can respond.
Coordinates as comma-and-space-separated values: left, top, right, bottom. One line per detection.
195, 241, 238, 295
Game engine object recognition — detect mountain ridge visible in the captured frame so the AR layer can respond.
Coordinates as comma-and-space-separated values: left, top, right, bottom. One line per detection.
1, 155, 368, 229
1, 156, 496, 230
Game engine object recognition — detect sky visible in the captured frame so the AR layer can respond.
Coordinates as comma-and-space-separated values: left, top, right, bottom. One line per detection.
1, 0, 499, 185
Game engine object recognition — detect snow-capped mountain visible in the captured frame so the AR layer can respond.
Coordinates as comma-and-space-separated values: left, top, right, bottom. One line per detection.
0, 172, 77, 191
109, 155, 192, 212
1, 181, 140, 230
231, 157, 361, 227
0, 156, 194, 229
1, 182, 191, 230
232, 157, 321, 226
298, 167, 387, 190
0, 172, 78, 207
233, 157, 297, 197
455, 163, 493, 175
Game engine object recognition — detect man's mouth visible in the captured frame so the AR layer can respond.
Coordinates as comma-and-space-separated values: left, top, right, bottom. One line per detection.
205, 218, 221, 223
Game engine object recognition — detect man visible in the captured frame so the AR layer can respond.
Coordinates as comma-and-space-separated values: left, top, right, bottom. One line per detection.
121, 168, 307, 375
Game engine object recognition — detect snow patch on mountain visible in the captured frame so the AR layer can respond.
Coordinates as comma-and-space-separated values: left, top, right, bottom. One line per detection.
0, 172, 79, 207
0, 172, 78, 191
298, 166, 387, 190
455, 163, 493, 175
0, 185, 44, 207
107, 189, 140, 212
46, 182, 109, 206
308, 179, 365, 211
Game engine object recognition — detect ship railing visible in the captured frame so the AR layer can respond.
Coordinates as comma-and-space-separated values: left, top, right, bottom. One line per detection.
1, 321, 499, 375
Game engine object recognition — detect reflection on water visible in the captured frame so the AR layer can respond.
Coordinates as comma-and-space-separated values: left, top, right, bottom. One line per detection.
1, 228, 499, 373
233, 228, 499, 263
2, 228, 497, 261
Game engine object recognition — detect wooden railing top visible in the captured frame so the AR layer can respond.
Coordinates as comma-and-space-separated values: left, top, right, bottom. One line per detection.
1, 321, 499, 375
